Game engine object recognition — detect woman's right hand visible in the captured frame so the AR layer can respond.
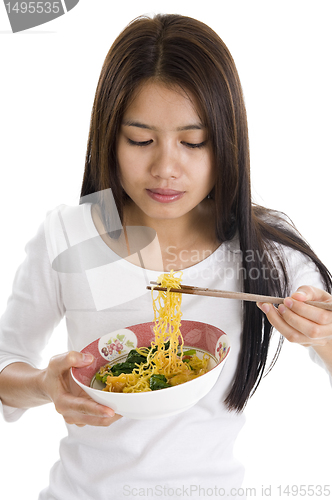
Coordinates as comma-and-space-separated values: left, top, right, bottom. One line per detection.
43, 351, 121, 427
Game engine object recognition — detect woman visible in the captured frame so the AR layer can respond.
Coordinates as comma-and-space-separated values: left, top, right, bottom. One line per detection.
0, 13, 331, 500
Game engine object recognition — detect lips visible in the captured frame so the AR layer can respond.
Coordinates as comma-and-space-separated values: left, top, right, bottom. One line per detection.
149, 189, 184, 195
146, 188, 185, 203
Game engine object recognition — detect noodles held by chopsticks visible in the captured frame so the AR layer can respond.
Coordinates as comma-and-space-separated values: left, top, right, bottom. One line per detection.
98, 270, 209, 393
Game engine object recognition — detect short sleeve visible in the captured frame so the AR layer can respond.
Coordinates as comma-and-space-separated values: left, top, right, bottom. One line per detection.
0, 218, 65, 421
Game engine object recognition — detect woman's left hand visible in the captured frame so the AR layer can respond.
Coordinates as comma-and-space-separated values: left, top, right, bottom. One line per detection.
257, 285, 332, 347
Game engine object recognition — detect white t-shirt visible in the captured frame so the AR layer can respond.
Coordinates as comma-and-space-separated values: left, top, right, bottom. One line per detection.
0, 203, 329, 500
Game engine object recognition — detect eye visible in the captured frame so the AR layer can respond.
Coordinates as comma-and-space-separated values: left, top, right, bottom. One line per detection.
182, 141, 207, 149
127, 138, 153, 147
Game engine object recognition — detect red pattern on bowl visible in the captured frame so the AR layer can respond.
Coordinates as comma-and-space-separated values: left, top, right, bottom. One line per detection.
73, 320, 227, 387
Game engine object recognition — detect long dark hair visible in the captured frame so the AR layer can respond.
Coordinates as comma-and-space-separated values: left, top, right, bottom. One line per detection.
80, 14, 332, 411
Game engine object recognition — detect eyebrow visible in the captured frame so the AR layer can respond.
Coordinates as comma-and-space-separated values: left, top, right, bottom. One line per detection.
122, 120, 205, 131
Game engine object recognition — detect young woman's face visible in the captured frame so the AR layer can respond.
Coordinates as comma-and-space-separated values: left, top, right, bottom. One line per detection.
117, 81, 215, 224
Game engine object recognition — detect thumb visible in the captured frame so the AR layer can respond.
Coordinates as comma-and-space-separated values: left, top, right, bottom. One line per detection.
291, 285, 330, 303
49, 351, 95, 373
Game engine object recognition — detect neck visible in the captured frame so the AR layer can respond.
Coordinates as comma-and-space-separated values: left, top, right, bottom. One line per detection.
123, 199, 214, 246
123, 199, 219, 271
92, 200, 220, 272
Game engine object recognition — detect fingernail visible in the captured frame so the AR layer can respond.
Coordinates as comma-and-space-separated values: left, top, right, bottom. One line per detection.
103, 409, 115, 417
294, 291, 307, 298
258, 303, 270, 314
83, 353, 94, 363
284, 298, 293, 308
278, 304, 286, 314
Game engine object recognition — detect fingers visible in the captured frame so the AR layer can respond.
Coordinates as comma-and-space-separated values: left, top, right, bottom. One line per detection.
277, 303, 330, 344
279, 286, 332, 340
257, 287, 332, 346
49, 351, 94, 375
257, 302, 319, 346
281, 296, 332, 327
292, 285, 332, 304
55, 392, 119, 427
46, 350, 121, 427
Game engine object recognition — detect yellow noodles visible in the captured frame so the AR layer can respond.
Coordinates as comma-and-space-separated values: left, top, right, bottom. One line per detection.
149, 269, 184, 375
101, 270, 209, 393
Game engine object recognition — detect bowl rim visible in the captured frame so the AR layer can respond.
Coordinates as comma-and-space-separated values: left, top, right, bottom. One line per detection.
71, 321, 231, 397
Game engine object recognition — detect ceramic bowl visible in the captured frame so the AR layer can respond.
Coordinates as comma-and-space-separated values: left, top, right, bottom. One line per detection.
71, 320, 230, 420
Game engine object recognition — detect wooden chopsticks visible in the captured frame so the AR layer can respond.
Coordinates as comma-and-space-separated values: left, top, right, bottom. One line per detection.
146, 282, 332, 312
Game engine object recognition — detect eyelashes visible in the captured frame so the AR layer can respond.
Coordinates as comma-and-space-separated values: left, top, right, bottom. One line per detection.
126, 138, 207, 149
185, 141, 207, 149
127, 139, 153, 147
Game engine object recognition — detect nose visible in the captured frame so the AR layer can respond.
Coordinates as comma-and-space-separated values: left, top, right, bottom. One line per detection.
150, 142, 182, 180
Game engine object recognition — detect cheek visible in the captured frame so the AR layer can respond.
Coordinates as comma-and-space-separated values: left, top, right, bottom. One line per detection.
205, 154, 216, 186
191, 155, 215, 186
117, 150, 137, 186
118, 162, 145, 194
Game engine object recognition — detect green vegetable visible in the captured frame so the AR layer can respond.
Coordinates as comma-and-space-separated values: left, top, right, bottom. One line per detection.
150, 340, 170, 355
95, 370, 113, 384
125, 349, 148, 364
110, 361, 138, 376
108, 348, 148, 377
182, 349, 196, 356
149, 374, 171, 391
96, 342, 179, 383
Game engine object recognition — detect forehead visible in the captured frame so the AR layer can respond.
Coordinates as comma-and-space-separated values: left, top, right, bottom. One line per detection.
122, 81, 203, 129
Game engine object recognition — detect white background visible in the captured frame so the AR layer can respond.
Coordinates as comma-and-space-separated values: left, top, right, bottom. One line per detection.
0, 1, 331, 499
